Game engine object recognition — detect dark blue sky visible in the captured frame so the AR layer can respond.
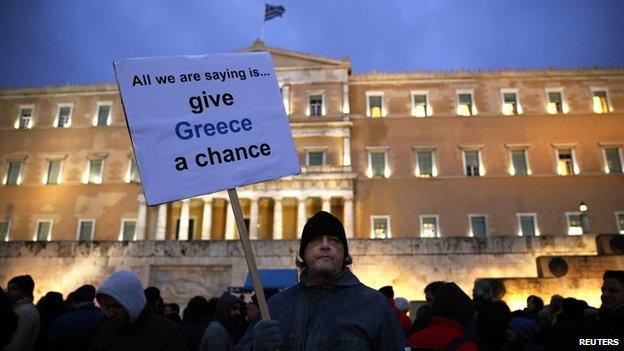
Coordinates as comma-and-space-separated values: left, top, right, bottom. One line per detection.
1, 0, 623, 88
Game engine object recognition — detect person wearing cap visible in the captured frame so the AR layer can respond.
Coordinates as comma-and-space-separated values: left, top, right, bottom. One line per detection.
47, 284, 104, 350
234, 210, 407, 351
89, 270, 187, 351
4, 274, 41, 351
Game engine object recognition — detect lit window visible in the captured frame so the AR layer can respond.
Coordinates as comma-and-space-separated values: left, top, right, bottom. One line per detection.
35, 220, 53, 241
280, 85, 290, 115
415, 150, 435, 178
45, 160, 62, 185
17, 106, 34, 129
94, 103, 112, 126
557, 149, 575, 176
502, 91, 521, 115
592, 89, 610, 114
518, 214, 539, 236
308, 94, 324, 117
77, 220, 95, 241
420, 215, 439, 238
126, 159, 140, 183
4, 161, 22, 185
86, 159, 105, 184
604, 148, 623, 174
469, 215, 487, 237
456, 92, 476, 116
566, 213, 583, 235
371, 216, 390, 239
120, 220, 137, 241
366, 93, 384, 118
464, 150, 481, 177
368, 151, 387, 178
56, 105, 72, 127
617, 213, 624, 234
412, 92, 430, 117
0, 221, 9, 241
510, 149, 529, 176
307, 151, 325, 166
547, 91, 564, 114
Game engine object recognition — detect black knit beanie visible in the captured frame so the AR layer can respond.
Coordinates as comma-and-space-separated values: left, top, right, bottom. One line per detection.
299, 211, 349, 259
8, 275, 35, 298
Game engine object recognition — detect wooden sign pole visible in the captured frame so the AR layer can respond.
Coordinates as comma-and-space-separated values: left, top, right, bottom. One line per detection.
227, 188, 271, 320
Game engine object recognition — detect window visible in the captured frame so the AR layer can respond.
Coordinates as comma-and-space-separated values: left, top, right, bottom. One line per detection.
120, 220, 137, 241
501, 90, 522, 115
517, 214, 539, 236
592, 89, 611, 114
280, 85, 290, 115
308, 94, 324, 117
411, 91, 431, 117
464, 150, 482, 177
546, 90, 564, 114
85, 158, 105, 184
94, 103, 112, 126
371, 216, 390, 239
0, 221, 9, 241
420, 215, 439, 238
307, 151, 325, 166
469, 215, 487, 237
35, 220, 53, 241
415, 150, 435, 178
456, 91, 476, 116
126, 159, 140, 183
45, 159, 62, 185
566, 213, 583, 235
56, 105, 72, 128
557, 149, 576, 176
16, 106, 34, 129
616, 212, 624, 234
77, 220, 95, 241
366, 92, 385, 118
367, 151, 388, 178
510, 149, 529, 176
604, 148, 623, 174
3, 161, 22, 185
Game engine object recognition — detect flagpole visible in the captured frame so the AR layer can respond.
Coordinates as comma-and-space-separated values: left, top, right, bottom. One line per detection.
260, 20, 266, 42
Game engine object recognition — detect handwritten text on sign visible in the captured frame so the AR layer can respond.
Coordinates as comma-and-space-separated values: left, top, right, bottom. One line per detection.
114, 52, 300, 205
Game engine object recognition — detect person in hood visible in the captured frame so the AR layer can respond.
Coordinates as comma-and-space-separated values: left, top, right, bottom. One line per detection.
89, 270, 187, 351
234, 211, 406, 351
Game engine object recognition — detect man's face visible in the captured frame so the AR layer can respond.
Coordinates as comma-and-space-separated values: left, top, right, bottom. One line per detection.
304, 235, 345, 284
230, 303, 242, 320
99, 295, 129, 325
6, 282, 25, 303
601, 278, 624, 310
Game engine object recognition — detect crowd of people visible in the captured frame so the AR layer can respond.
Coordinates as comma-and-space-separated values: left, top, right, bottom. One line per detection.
1, 211, 623, 351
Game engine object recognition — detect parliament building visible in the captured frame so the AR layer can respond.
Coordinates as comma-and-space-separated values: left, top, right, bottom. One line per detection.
1, 40, 624, 244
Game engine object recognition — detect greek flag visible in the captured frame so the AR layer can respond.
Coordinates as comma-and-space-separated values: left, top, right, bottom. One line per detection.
265, 4, 285, 21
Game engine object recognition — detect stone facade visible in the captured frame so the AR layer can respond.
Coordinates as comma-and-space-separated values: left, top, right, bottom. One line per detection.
1, 234, 620, 310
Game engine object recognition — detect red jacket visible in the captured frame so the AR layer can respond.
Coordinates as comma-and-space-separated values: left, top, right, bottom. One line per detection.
408, 316, 477, 351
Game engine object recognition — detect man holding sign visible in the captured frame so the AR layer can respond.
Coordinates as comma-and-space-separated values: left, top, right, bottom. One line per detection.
235, 211, 407, 350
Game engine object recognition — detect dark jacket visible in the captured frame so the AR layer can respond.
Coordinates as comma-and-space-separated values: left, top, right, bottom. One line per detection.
89, 305, 187, 351
47, 302, 104, 350
234, 269, 407, 351
575, 302, 624, 349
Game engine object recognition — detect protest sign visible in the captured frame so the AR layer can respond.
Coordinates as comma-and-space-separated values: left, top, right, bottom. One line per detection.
113, 52, 301, 206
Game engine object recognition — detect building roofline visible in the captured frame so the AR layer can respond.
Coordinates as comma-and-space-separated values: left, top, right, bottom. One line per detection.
240, 39, 351, 70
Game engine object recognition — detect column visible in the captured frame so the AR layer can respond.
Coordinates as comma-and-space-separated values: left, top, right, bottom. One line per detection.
282, 84, 290, 116
178, 199, 190, 241
201, 198, 213, 240
344, 196, 354, 238
272, 197, 283, 240
343, 137, 351, 167
155, 204, 167, 240
249, 198, 259, 239
297, 197, 306, 238
225, 201, 235, 240
322, 196, 331, 212
136, 194, 147, 240
342, 82, 350, 117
